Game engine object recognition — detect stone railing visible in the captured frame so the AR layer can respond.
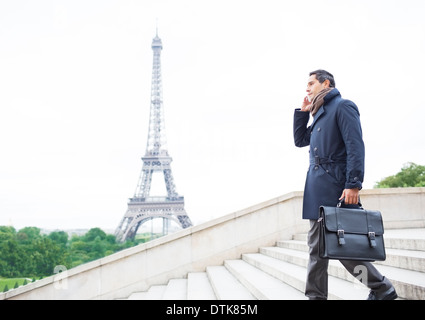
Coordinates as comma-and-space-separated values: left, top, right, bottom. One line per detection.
2, 187, 424, 300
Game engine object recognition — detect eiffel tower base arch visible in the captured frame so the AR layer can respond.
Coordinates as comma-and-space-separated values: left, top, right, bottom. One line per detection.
115, 196, 192, 243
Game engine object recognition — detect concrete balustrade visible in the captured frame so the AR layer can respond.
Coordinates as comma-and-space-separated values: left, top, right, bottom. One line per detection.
1, 187, 424, 300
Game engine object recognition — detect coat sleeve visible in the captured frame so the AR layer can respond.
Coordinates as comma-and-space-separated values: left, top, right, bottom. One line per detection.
293, 109, 311, 147
336, 101, 365, 190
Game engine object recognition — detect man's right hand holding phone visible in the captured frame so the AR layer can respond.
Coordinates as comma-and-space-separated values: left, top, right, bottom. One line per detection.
300, 96, 311, 112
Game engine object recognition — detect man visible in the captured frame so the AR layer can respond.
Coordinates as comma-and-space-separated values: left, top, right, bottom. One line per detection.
293, 69, 398, 300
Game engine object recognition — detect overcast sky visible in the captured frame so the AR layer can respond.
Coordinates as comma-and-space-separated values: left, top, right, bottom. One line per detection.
1, 0, 424, 231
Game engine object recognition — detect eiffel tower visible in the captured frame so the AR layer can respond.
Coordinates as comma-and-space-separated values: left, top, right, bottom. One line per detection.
115, 31, 192, 242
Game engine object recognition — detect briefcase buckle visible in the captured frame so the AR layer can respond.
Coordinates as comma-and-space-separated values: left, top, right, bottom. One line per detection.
368, 231, 377, 247
337, 229, 345, 245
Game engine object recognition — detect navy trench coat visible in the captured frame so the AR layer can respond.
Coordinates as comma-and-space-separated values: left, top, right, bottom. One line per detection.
293, 88, 365, 220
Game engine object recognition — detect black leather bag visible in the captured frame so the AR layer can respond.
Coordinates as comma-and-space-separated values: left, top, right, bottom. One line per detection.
319, 200, 386, 261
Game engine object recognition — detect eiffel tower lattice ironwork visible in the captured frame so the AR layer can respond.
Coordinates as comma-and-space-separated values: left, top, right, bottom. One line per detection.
115, 31, 192, 242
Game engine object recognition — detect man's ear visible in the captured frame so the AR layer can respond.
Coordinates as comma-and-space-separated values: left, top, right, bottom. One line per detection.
323, 79, 330, 88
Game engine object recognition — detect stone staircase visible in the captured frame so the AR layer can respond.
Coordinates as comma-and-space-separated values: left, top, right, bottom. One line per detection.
123, 228, 425, 300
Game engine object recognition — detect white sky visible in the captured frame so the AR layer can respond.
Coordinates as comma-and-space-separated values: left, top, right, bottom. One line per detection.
1, 0, 424, 231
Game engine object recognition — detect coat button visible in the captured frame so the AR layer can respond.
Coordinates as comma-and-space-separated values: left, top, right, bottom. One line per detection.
317, 127, 321, 131
314, 147, 318, 151
314, 166, 318, 170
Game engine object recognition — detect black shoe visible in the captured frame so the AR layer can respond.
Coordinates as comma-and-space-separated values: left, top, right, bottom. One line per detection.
367, 287, 398, 300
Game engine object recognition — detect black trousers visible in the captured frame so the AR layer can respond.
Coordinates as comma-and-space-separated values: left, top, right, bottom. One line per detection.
305, 219, 393, 300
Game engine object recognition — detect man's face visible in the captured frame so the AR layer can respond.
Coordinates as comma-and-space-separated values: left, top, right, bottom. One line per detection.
306, 74, 328, 101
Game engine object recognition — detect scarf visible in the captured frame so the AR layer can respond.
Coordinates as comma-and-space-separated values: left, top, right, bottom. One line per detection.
310, 87, 333, 116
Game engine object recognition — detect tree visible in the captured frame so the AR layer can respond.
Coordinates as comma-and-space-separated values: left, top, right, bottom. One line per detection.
0, 239, 27, 277
48, 231, 68, 247
0, 226, 140, 278
83, 228, 107, 242
0, 226, 16, 241
31, 237, 70, 276
374, 162, 425, 188
16, 227, 42, 244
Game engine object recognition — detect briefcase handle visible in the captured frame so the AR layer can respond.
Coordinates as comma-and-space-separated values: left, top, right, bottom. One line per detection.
337, 197, 363, 209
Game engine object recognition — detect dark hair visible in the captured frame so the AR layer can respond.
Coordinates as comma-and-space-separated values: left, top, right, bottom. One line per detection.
309, 69, 335, 88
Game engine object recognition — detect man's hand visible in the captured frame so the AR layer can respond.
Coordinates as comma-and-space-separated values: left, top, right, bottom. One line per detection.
339, 188, 360, 205
300, 96, 311, 112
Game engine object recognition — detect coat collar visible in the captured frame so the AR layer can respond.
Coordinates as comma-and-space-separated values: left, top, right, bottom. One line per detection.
311, 88, 340, 127
324, 88, 340, 102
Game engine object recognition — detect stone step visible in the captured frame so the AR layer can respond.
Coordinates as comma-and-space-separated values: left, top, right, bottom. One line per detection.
224, 259, 307, 300
162, 279, 187, 300
187, 272, 217, 300
383, 228, 425, 251
376, 247, 425, 272
127, 284, 167, 300
206, 265, 255, 300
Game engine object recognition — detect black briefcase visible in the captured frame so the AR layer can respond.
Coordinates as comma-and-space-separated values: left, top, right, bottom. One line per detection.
319, 200, 386, 261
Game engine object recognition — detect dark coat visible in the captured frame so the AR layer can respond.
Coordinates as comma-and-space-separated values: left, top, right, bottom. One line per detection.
293, 88, 364, 220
